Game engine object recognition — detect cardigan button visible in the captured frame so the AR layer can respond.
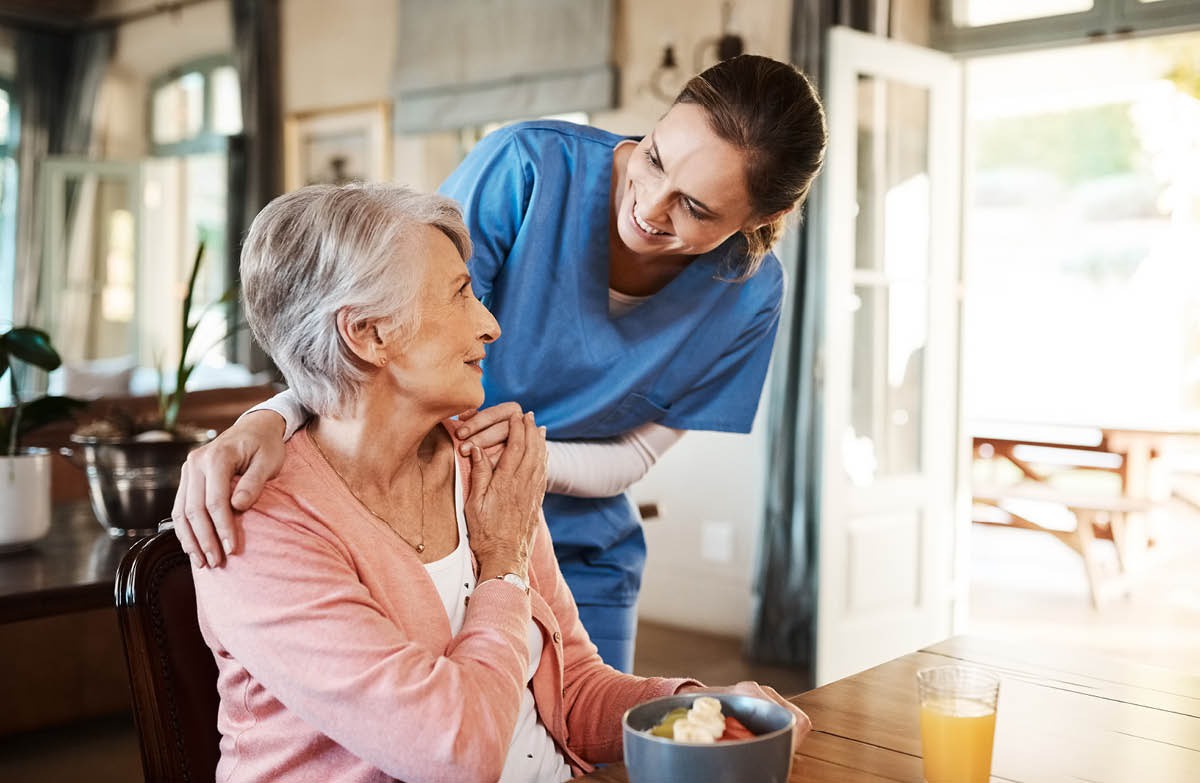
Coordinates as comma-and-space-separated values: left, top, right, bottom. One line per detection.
552, 631, 562, 644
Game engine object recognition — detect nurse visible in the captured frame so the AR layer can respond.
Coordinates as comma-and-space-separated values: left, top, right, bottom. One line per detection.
172, 54, 827, 673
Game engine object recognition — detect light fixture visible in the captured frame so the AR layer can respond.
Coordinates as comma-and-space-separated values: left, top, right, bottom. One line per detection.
694, 2, 744, 71
648, 44, 681, 103
645, 3, 746, 104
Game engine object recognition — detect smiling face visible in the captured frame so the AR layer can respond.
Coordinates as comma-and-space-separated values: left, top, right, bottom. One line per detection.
614, 102, 761, 261
381, 225, 499, 416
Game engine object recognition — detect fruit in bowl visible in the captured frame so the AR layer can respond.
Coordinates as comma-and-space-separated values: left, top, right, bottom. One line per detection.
623, 693, 796, 783
648, 696, 756, 743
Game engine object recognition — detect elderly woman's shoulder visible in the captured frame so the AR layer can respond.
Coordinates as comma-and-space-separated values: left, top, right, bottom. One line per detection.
240, 439, 347, 535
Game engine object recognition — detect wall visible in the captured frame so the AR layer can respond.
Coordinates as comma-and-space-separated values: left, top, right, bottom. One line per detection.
280, 0, 395, 112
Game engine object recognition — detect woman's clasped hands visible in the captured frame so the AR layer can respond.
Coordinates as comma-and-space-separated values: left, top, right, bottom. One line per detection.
463, 410, 548, 581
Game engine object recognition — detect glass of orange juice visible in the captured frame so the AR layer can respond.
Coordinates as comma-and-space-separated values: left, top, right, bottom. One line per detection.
916, 665, 1000, 783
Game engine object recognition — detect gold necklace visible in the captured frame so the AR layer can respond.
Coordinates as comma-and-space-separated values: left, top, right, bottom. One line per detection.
307, 425, 427, 553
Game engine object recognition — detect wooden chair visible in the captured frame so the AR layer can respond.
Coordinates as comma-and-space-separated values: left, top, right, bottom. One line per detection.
115, 531, 220, 783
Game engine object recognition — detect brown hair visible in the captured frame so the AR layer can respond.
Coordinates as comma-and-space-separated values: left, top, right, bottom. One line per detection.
675, 54, 827, 280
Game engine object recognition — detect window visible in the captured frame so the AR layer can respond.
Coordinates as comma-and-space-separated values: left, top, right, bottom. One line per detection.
149, 57, 242, 156
0, 81, 16, 328
962, 31, 1200, 424
143, 57, 242, 389
935, 0, 1200, 53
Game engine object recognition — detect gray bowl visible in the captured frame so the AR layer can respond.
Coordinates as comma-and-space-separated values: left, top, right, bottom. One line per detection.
622, 693, 795, 783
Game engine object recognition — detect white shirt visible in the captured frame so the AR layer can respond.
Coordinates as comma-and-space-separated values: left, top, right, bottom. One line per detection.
422, 460, 572, 783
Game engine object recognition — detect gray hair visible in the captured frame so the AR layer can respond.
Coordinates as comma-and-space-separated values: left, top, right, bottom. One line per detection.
240, 182, 473, 417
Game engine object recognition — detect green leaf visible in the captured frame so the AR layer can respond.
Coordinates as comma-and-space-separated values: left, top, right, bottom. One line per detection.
3, 328, 63, 371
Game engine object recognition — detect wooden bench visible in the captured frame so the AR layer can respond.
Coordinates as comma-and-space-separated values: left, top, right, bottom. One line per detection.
972, 484, 1154, 609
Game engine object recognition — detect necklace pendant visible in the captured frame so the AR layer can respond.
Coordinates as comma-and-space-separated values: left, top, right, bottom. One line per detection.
415, 543, 425, 553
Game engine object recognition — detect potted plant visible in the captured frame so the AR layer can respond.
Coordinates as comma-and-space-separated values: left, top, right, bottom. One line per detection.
66, 240, 239, 538
0, 327, 87, 551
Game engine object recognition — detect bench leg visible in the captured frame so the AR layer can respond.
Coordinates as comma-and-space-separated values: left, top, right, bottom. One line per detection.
1075, 510, 1105, 610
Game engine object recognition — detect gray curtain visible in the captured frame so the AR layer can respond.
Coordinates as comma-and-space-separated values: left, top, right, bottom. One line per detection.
229, 0, 282, 373
392, 0, 616, 133
746, 0, 874, 681
12, 27, 113, 325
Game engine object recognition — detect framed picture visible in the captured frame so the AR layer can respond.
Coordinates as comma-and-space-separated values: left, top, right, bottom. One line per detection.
284, 102, 391, 191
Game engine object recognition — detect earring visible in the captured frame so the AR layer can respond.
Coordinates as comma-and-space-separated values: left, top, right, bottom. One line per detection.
377, 356, 389, 367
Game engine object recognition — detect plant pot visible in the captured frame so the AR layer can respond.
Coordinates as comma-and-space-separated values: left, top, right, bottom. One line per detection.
0, 449, 53, 553
64, 430, 216, 539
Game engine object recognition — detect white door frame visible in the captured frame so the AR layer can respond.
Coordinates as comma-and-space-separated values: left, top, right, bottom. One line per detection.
816, 27, 965, 685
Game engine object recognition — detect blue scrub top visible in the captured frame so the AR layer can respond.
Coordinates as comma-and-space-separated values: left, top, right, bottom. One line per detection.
440, 121, 783, 605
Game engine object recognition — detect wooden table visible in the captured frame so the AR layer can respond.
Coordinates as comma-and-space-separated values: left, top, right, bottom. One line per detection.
581, 635, 1200, 782
970, 420, 1196, 502
0, 502, 140, 733
0, 502, 138, 624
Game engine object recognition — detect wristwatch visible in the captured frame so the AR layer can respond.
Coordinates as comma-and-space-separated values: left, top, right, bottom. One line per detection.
492, 572, 530, 594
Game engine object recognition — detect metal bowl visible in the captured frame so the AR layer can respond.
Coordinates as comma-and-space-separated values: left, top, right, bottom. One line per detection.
622, 693, 796, 783
64, 430, 215, 538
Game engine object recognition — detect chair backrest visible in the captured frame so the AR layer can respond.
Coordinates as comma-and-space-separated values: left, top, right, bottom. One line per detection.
115, 531, 220, 783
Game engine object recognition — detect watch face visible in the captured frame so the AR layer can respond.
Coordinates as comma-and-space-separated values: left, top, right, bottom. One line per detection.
502, 573, 529, 592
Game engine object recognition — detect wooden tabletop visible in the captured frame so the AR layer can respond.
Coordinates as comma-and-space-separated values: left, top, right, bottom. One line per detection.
582, 635, 1200, 782
0, 502, 137, 624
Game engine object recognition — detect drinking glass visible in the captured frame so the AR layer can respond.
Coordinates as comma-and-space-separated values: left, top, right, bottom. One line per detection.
916, 665, 1000, 783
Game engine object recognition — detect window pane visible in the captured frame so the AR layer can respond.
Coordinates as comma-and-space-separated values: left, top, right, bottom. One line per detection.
847, 283, 927, 484
152, 71, 205, 145
0, 88, 9, 146
854, 77, 932, 276
964, 33, 1200, 425
183, 154, 232, 367
210, 65, 243, 135
955, 0, 1092, 27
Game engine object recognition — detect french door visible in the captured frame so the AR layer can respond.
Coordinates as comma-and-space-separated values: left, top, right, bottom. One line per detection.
816, 27, 965, 685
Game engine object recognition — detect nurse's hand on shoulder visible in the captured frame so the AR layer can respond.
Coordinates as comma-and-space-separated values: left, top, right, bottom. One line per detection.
455, 402, 526, 466
171, 410, 287, 569
464, 411, 548, 580
676, 681, 813, 753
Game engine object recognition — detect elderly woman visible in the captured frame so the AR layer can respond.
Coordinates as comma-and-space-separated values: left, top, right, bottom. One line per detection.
193, 182, 809, 783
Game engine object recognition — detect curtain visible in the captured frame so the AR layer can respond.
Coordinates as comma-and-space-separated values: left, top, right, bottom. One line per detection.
12, 27, 112, 331
392, 0, 616, 133
746, 0, 875, 680
230, 0, 282, 373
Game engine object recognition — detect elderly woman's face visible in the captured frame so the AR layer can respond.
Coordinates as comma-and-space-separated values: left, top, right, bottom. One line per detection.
383, 225, 498, 413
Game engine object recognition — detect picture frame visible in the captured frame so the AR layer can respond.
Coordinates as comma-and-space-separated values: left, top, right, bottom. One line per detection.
283, 102, 392, 191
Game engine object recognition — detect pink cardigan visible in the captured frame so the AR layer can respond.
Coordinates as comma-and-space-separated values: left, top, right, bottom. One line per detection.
193, 426, 696, 782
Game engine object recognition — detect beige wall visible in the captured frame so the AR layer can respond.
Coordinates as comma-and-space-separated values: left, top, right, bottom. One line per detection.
596, 0, 793, 135
280, 0, 396, 113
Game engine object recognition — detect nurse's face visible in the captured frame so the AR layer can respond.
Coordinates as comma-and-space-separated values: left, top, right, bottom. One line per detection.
383, 225, 499, 415
615, 102, 761, 261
